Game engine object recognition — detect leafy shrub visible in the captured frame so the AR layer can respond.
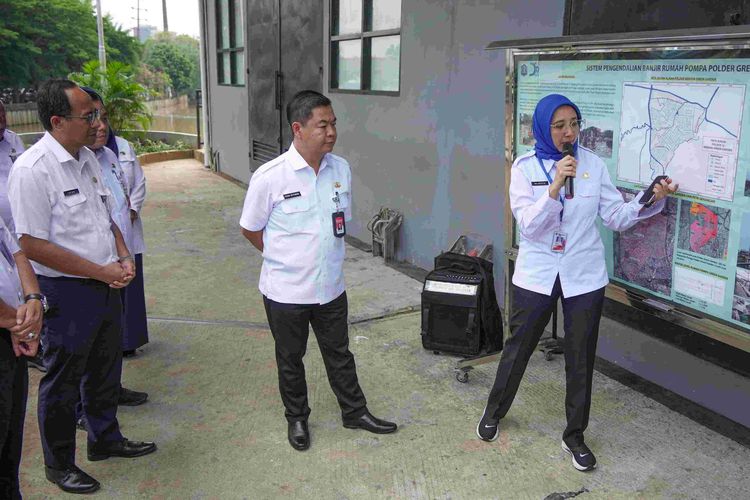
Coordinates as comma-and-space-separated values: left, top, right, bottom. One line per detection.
132, 139, 192, 154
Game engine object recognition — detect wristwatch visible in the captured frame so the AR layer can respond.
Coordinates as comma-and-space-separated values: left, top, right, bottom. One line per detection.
25, 293, 49, 313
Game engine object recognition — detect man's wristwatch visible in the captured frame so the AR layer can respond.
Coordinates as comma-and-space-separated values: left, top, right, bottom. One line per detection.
25, 293, 49, 313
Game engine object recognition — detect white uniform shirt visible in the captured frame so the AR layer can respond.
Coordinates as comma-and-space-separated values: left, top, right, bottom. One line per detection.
239, 143, 352, 304
0, 219, 23, 309
8, 132, 118, 278
115, 136, 146, 254
510, 146, 666, 298
96, 146, 133, 253
0, 129, 26, 233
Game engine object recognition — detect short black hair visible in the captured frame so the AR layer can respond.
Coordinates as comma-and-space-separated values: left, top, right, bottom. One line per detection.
37, 79, 78, 132
286, 90, 331, 128
80, 86, 103, 104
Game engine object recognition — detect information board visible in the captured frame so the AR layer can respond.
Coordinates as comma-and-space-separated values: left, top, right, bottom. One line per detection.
511, 47, 750, 336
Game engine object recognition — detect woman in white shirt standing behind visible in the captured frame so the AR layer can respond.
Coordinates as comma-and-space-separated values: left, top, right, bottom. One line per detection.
82, 87, 149, 357
110, 127, 149, 357
475, 93, 678, 472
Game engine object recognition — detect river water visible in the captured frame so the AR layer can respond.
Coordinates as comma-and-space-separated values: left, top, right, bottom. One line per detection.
11, 100, 198, 135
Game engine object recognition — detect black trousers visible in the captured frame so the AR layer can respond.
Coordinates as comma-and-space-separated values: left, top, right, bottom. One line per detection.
263, 291, 367, 423
484, 277, 605, 446
37, 276, 124, 470
0, 331, 27, 500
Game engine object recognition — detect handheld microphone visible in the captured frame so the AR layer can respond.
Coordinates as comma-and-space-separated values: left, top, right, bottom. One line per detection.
562, 142, 574, 199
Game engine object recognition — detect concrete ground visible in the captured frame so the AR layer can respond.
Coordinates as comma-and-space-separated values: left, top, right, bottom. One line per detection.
19, 159, 749, 499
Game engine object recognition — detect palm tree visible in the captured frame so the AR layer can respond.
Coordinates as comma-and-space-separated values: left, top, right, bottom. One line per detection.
69, 60, 153, 135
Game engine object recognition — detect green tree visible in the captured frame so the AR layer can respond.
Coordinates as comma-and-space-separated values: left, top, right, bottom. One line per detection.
103, 16, 141, 68
142, 32, 200, 95
69, 60, 152, 134
0, 0, 141, 89
135, 65, 172, 99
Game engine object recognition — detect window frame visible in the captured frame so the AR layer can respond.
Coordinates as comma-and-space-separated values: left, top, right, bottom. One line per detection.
330, 0, 402, 96
216, 0, 245, 87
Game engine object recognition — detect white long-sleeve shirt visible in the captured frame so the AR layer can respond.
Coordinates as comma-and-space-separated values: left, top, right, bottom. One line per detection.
116, 136, 146, 254
510, 147, 666, 298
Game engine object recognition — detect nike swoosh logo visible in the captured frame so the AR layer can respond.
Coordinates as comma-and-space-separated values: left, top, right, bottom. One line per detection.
484, 424, 497, 428
580, 453, 589, 457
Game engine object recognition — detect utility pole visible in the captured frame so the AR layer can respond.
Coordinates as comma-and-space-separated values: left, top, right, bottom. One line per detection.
131, 0, 148, 41
94, 0, 107, 71
162, 0, 168, 32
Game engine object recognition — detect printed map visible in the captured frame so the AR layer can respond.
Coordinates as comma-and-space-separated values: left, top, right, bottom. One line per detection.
617, 82, 745, 201
614, 188, 678, 296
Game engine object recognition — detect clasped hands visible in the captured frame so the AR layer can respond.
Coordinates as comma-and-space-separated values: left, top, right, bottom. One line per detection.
99, 258, 136, 288
2, 300, 43, 357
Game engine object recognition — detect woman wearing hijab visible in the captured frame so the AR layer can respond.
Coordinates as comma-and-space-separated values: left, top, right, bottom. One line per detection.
109, 122, 149, 357
476, 94, 678, 471
83, 88, 149, 357
79, 87, 148, 409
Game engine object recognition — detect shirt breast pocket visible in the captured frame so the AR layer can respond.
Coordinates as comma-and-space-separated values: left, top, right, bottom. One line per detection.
60, 191, 90, 233
62, 191, 87, 210
278, 196, 312, 232
573, 179, 601, 216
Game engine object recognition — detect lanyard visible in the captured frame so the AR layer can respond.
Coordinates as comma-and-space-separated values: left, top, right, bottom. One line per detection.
536, 156, 564, 221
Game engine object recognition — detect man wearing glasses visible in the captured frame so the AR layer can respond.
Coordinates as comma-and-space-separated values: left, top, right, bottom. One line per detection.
8, 79, 156, 494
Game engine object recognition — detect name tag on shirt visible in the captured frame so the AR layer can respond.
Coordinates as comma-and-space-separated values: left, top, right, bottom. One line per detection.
64, 188, 80, 197
551, 231, 567, 253
283, 191, 301, 199
332, 211, 346, 237
532, 181, 549, 186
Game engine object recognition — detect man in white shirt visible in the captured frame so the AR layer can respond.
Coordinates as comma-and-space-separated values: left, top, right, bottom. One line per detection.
0, 218, 42, 499
240, 90, 397, 451
0, 100, 25, 234
8, 79, 156, 494
0, 101, 45, 375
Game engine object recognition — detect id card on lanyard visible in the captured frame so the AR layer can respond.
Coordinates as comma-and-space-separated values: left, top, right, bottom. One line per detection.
536, 156, 567, 253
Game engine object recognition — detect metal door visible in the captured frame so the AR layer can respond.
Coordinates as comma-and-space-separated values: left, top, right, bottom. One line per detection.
247, 0, 323, 171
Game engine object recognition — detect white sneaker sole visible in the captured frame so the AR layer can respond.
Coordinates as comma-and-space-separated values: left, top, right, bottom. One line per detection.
561, 440, 596, 472
476, 405, 499, 442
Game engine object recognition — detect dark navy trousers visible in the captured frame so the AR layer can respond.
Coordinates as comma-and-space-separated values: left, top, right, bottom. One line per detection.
484, 277, 605, 447
121, 253, 149, 351
0, 331, 27, 499
37, 276, 124, 470
263, 292, 367, 423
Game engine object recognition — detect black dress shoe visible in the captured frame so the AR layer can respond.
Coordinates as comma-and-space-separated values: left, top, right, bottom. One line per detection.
119, 387, 149, 406
45, 465, 100, 494
288, 420, 310, 451
343, 409, 398, 434
76, 417, 88, 432
123, 349, 137, 358
87, 438, 157, 461
26, 352, 47, 372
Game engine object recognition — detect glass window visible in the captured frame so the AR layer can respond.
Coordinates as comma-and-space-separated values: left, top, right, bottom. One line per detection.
336, 40, 362, 90
335, 0, 362, 35
330, 0, 401, 94
233, 52, 245, 85
372, 0, 401, 31
233, 0, 243, 48
216, 0, 245, 86
219, 0, 230, 49
370, 36, 399, 91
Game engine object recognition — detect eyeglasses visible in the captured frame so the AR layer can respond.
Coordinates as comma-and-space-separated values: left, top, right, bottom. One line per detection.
550, 118, 585, 131
64, 108, 101, 126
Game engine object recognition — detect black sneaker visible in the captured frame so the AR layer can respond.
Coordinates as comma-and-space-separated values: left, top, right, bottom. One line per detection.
562, 440, 597, 471
476, 406, 500, 442
26, 352, 46, 372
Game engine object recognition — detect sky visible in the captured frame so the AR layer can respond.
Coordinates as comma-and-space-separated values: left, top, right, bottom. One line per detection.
99, 0, 200, 38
